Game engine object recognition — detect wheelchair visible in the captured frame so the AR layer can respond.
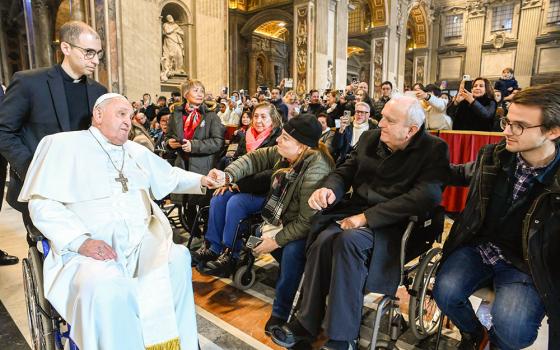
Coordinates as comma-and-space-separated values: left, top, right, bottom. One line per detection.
363, 206, 445, 349
286, 207, 445, 350
22, 225, 79, 350
190, 205, 264, 290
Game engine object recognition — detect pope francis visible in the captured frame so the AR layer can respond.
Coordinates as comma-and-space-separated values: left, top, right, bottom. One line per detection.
18, 93, 217, 350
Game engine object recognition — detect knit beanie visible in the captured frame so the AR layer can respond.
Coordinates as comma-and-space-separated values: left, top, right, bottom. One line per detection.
283, 113, 322, 148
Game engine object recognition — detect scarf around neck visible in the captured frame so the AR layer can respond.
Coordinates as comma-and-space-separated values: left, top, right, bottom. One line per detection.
245, 126, 273, 152
182, 104, 202, 140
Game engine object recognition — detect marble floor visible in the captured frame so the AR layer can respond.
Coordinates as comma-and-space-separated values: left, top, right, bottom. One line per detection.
0, 197, 548, 349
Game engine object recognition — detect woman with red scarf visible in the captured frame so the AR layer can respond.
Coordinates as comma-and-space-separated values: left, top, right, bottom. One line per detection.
192, 102, 282, 275
166, 80, 225, 228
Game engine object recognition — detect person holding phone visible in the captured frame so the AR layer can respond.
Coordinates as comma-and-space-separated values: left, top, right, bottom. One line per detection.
301, 89, 326, 116
332, 102, 376, 165
448, 77, 497, 131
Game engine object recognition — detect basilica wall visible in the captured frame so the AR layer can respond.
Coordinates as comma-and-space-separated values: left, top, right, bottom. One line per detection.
120, 0, 229, 100
434, 0, 560, 89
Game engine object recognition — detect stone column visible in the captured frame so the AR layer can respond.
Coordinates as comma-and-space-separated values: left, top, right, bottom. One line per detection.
229, 14, 241, 90
463, 2, 486, 78
69, 0, 86, 21
293, 0, 314, 96
515, 0, 543, 87
32, 0, 54, 68
387, 0, 407, 91
93, 0, 121, 92
0, 11, 9, 82
428, 9, 440, 84
333, 0, 348, 90
370, 26, 388, 98
248, 52, 257, 95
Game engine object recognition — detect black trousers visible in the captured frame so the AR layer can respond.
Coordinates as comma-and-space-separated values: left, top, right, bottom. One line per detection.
297, 224, 374, 341
4, 167, 34, 245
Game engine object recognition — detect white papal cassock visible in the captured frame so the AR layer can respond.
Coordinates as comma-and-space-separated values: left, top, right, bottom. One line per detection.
19, 126, 204, 350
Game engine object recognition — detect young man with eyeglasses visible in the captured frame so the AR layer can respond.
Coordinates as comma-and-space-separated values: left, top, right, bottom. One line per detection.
433, 83, 560, 350
0, 21, 106, 241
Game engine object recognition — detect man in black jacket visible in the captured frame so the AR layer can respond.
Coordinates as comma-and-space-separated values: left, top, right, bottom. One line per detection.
301, 89, 326, 116
0, 83, 19, 265
270, 87, 288, 123
0, 21, 107, 234
433, 83, 560, 350
271, 95, 450, 350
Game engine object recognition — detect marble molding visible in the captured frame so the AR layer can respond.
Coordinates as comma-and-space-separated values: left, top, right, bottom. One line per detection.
372, 38, 385, 98
295, 5, 308, 96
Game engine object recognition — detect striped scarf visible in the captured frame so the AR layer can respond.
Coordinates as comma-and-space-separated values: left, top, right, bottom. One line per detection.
261, 159, 304, 226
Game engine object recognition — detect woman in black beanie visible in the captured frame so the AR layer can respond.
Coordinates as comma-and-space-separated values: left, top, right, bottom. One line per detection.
204, 114, 335, 335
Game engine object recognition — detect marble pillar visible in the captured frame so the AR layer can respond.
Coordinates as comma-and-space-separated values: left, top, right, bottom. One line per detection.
32, 0, 54, 68
370, 26, 388, 99
515, 0, 543, 87
334, 0, 348, 90
293, 0, 314, 96
69, 0, 86, 21
463, 4, 486, 78
387, 0, 406, 91
248, 53, 257, 94
92, 0, 120, 92
428, 9, 440, 84
0, 14, 9, 82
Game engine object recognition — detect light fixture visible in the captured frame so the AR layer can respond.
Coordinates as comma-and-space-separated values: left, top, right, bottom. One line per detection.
278, 22, 286, 27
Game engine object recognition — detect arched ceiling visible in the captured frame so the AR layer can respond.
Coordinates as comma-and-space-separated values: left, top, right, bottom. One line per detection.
407, 5, 428, 48
253, 20, 288, 40
349, 0, 386, 33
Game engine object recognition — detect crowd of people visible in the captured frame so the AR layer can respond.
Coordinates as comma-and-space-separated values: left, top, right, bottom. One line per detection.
0, 20, 558, 350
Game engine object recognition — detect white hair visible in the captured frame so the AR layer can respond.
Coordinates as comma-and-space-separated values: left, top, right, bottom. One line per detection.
391, 93, 425, 127
354, 101, 371, 112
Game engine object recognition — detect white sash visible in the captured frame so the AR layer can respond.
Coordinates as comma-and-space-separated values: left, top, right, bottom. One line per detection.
136, 191, 180, 349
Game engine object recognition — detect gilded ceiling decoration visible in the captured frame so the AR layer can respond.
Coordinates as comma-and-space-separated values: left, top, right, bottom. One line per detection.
347, 46, 366, 58
254, 20, 288, 40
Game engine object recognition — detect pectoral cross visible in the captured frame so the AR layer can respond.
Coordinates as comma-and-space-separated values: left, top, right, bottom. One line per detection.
115, 172, 129, 193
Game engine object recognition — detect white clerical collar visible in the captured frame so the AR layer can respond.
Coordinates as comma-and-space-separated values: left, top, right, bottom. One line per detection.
89, 126, 126, 151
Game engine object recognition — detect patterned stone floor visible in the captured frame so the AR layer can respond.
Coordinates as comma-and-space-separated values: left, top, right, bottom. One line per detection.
0, 199, 548, 349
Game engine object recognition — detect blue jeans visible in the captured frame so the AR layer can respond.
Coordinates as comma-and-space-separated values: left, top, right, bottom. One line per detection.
433, 245, 545, 350
204, 191, 266, 257
270, 239, 307, 320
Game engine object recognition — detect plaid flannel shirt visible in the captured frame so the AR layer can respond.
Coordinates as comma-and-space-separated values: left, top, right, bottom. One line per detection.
477, 152, 551, 265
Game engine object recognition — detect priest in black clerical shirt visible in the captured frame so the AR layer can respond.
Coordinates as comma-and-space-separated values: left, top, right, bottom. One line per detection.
0, 20, 106, 240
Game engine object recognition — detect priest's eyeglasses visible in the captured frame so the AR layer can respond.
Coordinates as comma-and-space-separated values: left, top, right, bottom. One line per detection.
499, 117, 543, 136
68, 42, 104, 60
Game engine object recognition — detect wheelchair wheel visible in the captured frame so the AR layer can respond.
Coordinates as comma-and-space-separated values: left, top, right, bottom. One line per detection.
369, 340, 398, 350
408, 247, 442, 340
22, 247, 56, 350
232, 265, 256, 290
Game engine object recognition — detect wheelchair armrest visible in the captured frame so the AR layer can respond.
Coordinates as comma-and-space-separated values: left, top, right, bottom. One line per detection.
26, 224, 46, 242
408, 215, 419, 223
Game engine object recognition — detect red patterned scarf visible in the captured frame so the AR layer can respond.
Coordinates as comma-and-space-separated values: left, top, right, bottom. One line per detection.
182, 104, 202, 141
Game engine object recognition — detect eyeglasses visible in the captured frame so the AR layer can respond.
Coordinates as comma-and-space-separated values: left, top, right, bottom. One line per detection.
499, 117, 543, 136
355, 110, 369, 115
67, 42, 104, 60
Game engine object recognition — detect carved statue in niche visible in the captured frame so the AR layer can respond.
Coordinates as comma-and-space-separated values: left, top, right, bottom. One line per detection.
161, 14, 185, 81
326, 60, 334, 89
